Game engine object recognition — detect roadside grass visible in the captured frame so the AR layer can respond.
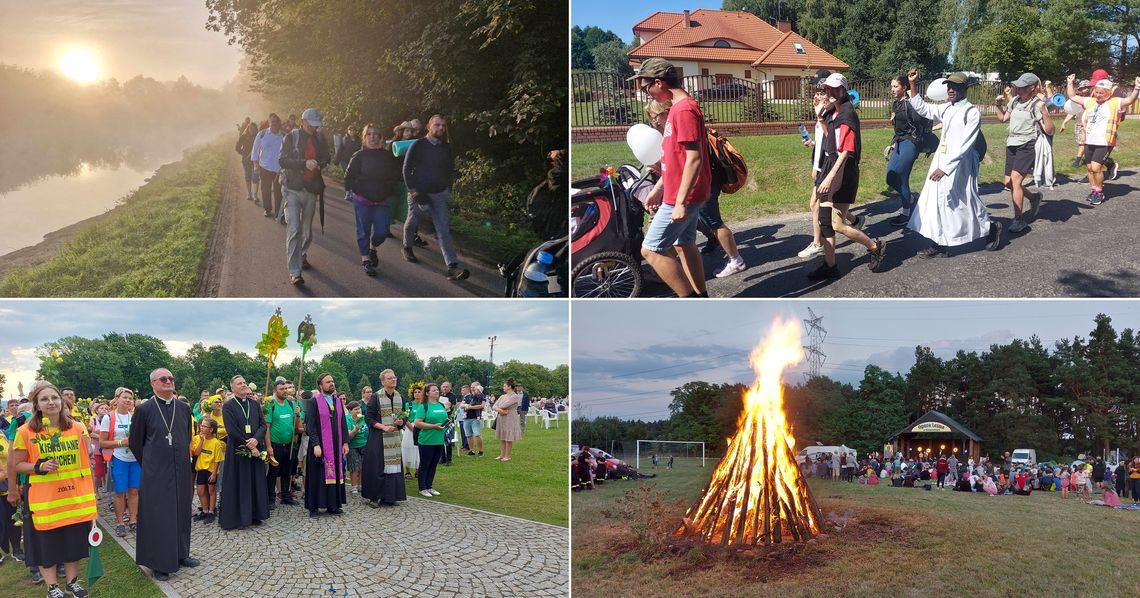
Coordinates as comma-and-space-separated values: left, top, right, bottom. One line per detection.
0, 139, 228, 297
572, 119, 1140, 224
405, 419, 568, 526
0, 529, 161, 598
572, 464, 1140, 597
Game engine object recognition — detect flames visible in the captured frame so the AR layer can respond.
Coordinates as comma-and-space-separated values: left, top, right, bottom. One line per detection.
676, 318, 822, 545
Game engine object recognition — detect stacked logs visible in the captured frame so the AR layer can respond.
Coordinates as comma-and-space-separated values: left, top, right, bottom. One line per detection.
676, 419, 823, 546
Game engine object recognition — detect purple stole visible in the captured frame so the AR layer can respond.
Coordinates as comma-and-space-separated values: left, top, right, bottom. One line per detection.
315, 392, 344, 484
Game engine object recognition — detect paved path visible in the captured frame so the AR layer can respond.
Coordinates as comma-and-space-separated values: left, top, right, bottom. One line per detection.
99, 494, 568, 597
675, 169, 1140, 297
201, 154, 502, 297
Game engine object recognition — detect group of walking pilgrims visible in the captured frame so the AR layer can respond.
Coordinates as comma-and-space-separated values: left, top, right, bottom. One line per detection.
797, 67, 1140, 277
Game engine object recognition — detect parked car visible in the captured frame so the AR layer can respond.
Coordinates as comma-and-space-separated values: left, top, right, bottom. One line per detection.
699, 82, 748, 101
797, 445, 857, 465
570, 444, 625, 472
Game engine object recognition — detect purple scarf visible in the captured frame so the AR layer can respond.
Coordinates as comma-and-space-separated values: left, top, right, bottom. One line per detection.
315, 393, 344, 484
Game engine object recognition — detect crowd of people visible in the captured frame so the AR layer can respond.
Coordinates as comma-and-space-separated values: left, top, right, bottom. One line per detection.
0, 370, 539, 592
236, 109, 470, 286
625, 57, 1138, 292
800, 450, 1140, 502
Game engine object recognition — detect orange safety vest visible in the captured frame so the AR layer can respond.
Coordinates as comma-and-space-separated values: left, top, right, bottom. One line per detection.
18, 423, 97, 531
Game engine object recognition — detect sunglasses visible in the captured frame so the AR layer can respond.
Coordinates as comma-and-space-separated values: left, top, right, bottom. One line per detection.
154, 376, 175, 383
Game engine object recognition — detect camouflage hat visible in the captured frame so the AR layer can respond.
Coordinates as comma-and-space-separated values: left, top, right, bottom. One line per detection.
944, 72, 969, 85
628, 57, 677, 82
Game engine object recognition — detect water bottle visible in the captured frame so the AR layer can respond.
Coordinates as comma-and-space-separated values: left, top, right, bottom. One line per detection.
520, 251, 554, 297
797, 122, 810, 142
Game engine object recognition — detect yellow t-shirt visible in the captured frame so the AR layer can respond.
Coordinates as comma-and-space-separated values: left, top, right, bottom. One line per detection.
201, 413, 228, 441
190, 436, 226, 472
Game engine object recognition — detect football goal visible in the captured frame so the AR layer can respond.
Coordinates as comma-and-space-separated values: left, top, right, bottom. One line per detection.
636, 440, 706, 470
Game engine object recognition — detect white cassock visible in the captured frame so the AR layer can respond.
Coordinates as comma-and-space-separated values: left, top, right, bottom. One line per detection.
906, 95, 993, 247
1033, 127, 1055, 188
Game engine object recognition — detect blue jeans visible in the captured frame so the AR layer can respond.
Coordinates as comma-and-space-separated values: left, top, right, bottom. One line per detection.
886, 139, 919, 213
642, 202, 700, 252
353, 202, 390, 257
403, 190, 459, 267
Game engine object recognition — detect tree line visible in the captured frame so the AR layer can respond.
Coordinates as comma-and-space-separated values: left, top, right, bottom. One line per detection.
204, 0, 567, 230
0, 64, 253, 194
576, 0, 1132, 83
29, 332, 567, 402
575, 314, 1140, 463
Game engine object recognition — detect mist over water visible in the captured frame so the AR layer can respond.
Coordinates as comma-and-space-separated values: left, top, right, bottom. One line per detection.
0, 63, 264, 256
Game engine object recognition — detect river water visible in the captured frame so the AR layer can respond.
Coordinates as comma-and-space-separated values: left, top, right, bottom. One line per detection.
0, 143, 210, 257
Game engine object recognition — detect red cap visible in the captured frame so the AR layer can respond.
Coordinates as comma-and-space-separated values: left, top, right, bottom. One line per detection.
1090, 68, 1110, 85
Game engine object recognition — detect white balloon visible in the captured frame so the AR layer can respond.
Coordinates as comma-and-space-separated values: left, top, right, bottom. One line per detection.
626, 123, 663, 165
926, 78, 948, 102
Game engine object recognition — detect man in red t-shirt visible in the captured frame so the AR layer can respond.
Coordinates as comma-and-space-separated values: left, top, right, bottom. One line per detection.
629, 58, 711, 298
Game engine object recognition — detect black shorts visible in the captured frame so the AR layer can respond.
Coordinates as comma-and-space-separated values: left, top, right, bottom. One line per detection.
814, 155, 859, 205
1085, 145, 1113, 166
195, 470, 216, 485
1004, 141, 1035, 176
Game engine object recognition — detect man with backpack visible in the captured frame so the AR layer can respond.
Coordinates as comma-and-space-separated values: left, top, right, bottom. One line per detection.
630, 57, 710, 298
279, 107, 331, 286
905, 70, 1002, 258
701, 131, 748, 278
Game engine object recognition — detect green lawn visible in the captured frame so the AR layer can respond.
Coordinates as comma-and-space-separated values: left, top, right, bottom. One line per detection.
0, 139, 228, 297
572, 119, 1140, 224
405, 418, 569, 526
573, 464, 1140, 597
0, 528, 161, 598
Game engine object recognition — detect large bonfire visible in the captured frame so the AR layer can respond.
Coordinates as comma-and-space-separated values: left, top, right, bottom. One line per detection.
676, 318, 823, 545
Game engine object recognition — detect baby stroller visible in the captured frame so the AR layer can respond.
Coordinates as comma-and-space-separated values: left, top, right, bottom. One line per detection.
570, 165, 656, 298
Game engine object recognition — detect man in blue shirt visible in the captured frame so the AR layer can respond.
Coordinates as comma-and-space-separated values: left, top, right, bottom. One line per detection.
251, 113, 286, 222
401, 115, 468, 281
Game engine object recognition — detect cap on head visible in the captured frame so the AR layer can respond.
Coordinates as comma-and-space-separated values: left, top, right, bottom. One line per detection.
821, 73, 848, 89
1011, 72, 1040, 88
1090, 68, 1110, 85
1095, 79, 1114, 90
944, 72, 969, 85
627, 57, 677, 82
1078, 79, 1091, 89
301, 108, 323, 127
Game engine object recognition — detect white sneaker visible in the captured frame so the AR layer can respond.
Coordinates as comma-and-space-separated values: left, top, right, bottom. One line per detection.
715, 257, 746, 278
797, 242, 823, 259
420, 490, 433, 497
428, 488, 441, 496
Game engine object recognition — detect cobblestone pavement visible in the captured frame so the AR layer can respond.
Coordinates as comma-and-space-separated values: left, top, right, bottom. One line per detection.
99, 492, 568, 597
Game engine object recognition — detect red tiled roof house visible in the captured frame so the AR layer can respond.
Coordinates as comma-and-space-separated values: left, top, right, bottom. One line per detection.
629, 9, 848, 99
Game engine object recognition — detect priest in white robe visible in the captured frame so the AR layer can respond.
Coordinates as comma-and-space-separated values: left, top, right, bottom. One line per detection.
905, 70, 1002, 257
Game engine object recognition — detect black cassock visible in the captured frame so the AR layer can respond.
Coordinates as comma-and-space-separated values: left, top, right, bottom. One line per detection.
303, 393, 348, 511
360, 391, 406, 504
219, 396, 270, 529
128, 396, 193, 574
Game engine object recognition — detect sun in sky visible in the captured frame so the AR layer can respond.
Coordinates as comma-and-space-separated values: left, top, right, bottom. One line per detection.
59, 49, 100, 84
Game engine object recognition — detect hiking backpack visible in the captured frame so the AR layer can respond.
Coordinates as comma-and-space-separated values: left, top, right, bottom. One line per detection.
706, 128, 749, 194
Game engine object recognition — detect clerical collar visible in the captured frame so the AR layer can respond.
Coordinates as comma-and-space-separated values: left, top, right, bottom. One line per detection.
156, 395, 175, 405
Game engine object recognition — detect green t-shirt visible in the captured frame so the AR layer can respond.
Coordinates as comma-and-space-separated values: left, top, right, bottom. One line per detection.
267, 399, 297, 445
345, 413, 368, 449
413, 402, 447, 446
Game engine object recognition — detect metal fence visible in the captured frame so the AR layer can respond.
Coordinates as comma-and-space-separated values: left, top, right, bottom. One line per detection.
571, 71, 1077, 128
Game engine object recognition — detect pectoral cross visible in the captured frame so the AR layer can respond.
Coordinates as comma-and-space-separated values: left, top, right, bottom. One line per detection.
166, 433, 173, 446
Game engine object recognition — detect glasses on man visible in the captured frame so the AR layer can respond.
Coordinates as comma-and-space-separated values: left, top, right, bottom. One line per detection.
154, 376, 175, 383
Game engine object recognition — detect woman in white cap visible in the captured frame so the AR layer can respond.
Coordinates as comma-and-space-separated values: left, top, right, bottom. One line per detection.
807, 72, 886, 280
994, 72, 1052, 233
905, 69, 1001, 258
1065, 73, 1140, 205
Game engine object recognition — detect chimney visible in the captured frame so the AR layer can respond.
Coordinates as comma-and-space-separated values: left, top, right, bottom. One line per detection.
684, 10, 691, 28
777, 19, 791, 33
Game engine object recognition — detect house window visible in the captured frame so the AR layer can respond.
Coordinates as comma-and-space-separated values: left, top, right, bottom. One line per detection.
702, 68, 709, 76
713, 39, 731, 48
744, 70, 752, 79
793, 42, 805, 54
